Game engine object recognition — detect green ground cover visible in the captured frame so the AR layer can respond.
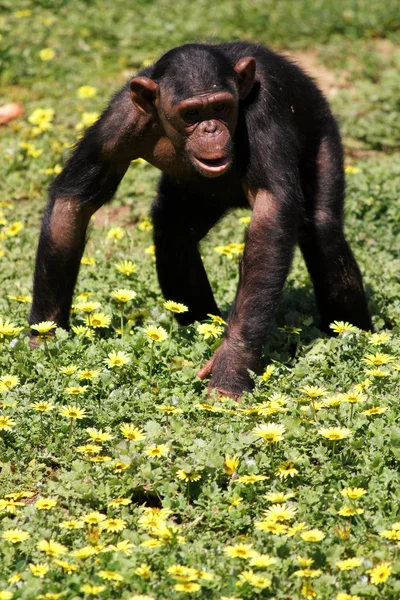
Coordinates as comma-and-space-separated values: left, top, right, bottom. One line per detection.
0, 1, 400, 598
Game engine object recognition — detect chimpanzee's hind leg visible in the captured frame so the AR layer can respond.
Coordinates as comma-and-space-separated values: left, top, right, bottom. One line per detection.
152, 175, 226, 325
299, 134, 371, 332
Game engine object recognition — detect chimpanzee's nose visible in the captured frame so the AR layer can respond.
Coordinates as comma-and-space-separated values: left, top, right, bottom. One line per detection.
199, 120, 218, 134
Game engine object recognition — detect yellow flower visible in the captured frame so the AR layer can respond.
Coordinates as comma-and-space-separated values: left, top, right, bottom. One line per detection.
224, 455, 240, 475
0, 498, 23, 513
81, 256, 96, 265
37, 539, 67, 557
341, 391, 366, 404
60, 406, 87, 420
59, 519, 84, 530
253, 422, 285, 444
261, 365, 275, 380
299, 386, 327, 398
107, 540, 134, 554
32, 401, 55, 412
144, 326, 168, 342
249, 554, 277, 567
365, 368, 390, 377
158, 405, 183, 414
39, 48, 55, 61
263, 503, 297, 522
367, 562, 392, 585
35, 498, 57, 510
76, 112, 99, 130
59, 365, 78, 375
276, 461, 299, 479
76, 444, 102, 455
134, 563, 152, 578
319, 427, 351, 440
85, 312, 111, 328
265, 491, 295, 502
102, 518, 126, 532
293, 569, 322, 578
29, 563, 49, 577
113, 461, 130, 472
144, 244, 155, 255
176, 469, 201, 482
107, 226, 124, 241
163, 300, 189, 314
297, 556, 314, 567
340, 487, 367, 499
369, 332, 391, 345
7, 294, 32, 303
71, 546, 98, 559
145, 444, 169, 457
254, 520, 288, 535
336, 557, 363, 570
223, 543, 258, 559
329, 321, 357, 334
98, 570, 124, 581
338, 506, 364, 517
81, 511, 106, 525
30, 321, 56, 334
300, 529, 325, 542
0, 317, 23, 338
362, 406, 388, 416
0, 416, 16, 431
108, 497, 132, 507
75, 301, 101, 313
138, 218, 153, 231
336, 594, 361, 600
2, 529, 30, 543
86, 428, 113, 442
238, 569, 271, 589
227, 496, 243, 511
78, 369, 100, 380
106, 350, 130, 367
77, 86, 97, 98
236, 474, 268, 485
238, 215, 251, 225
364, 352, 396, 366
174, 582, 201, 592
115, 260, 137, 275
196, 323, 223, 339
344, 165, 360, 174
111, 288, 137, 303
120, 423, 146, 441
301, 582, 317, 598
15, 9, 32, 17
65, 385, 88, 395
28, 108, 54, 128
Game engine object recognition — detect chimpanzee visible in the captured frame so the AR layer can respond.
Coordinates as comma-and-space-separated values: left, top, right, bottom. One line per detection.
29, 42, 371, 397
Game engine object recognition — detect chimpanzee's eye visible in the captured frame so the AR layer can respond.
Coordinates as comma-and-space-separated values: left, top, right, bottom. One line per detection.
214, 103, 226, 113
184, 109, 199, 119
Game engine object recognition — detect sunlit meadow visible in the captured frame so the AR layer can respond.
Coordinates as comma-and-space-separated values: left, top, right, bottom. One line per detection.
1, 1, 400, 599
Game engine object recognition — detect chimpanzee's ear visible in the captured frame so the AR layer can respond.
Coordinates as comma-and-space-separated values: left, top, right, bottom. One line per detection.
130, 77, 159, 116
234, 57, 256, 100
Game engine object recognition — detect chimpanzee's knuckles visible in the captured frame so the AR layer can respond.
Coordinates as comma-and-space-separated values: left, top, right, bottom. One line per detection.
28, 332, 41, 349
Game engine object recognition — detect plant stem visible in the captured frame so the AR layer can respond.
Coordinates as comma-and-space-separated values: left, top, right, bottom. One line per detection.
149, 340, 155, 380
120, 308, 124, 341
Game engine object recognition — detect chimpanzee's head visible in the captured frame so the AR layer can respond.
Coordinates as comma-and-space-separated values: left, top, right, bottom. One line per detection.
129, 44, 255, 178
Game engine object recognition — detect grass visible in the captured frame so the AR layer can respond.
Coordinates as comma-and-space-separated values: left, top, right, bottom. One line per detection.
0, 1, 400, 599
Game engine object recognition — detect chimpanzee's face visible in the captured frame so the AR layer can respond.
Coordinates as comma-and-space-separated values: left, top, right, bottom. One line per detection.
156, 88, 238, 178
129, 55, 255, 178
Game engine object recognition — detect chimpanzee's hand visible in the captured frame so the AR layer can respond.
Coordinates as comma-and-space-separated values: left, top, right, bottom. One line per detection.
196, 339, 257, 399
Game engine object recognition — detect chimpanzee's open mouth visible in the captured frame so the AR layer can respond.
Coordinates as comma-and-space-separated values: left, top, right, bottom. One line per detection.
193, 155, 230, 175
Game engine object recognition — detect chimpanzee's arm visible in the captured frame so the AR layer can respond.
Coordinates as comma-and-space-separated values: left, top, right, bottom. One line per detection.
29, 87, 142, 332
197, 185, 300, 397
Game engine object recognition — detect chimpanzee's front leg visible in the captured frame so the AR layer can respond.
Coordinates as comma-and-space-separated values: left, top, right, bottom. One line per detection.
197, 190, 298, 397
29, 86, 142, 336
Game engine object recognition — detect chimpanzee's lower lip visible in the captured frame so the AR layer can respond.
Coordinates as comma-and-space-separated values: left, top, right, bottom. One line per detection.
193, 155, 230, 174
